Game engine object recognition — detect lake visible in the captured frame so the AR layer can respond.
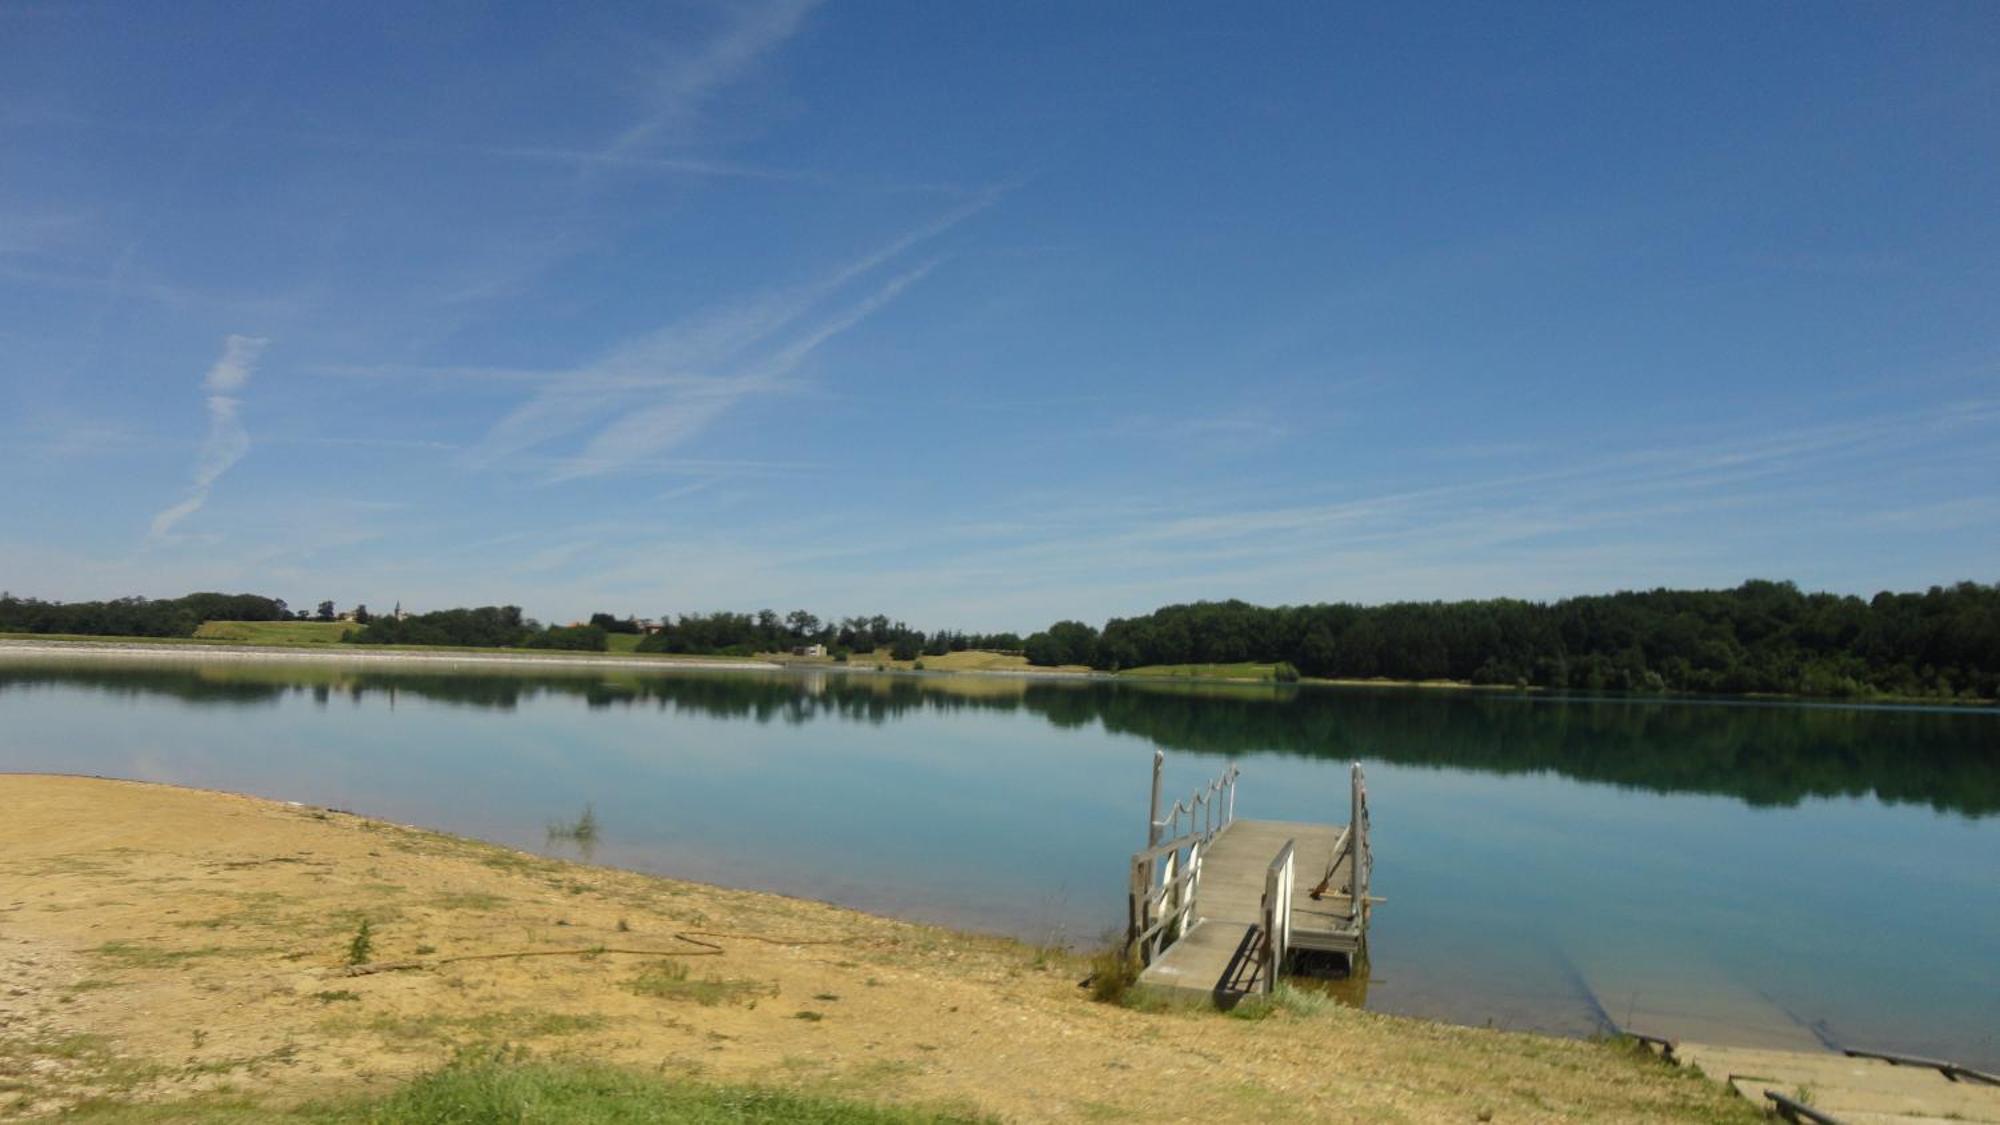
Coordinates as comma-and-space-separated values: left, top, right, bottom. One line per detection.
2, 653, 1994, 1068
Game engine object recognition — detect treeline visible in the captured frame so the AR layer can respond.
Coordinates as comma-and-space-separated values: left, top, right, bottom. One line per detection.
1023, 580, 2000, 700
0, 592, 289, 638
631, 610, 1021, 661
340, 606, 599, 649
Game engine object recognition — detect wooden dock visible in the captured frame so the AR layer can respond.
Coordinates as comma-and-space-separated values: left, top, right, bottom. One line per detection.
1126, 753, 1372, 1004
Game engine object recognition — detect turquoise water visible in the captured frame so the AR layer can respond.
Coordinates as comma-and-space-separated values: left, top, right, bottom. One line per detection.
2, 655, 1994, 1066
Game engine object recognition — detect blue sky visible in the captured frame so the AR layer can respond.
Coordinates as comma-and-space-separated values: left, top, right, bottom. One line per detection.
3, 2, 1995, 631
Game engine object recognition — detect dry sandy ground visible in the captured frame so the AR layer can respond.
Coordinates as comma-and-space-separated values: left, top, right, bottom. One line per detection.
0, 776, 1752, 1123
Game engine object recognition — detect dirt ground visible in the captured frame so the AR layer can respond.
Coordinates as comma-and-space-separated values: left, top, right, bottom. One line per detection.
0, 775, 1753, 1123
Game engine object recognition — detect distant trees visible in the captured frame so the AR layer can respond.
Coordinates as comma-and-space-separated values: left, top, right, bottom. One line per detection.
1024, 621, 1101, 668
11, 580, 1993, 702
1026, 581, 2000, 700
0, 592, 287, 638
344, 606, 529, 648
523, 624, 608, 651
629, 609, 1019, 659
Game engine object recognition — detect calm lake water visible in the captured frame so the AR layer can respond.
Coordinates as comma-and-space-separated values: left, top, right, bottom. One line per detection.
2, 654, 1995, 1067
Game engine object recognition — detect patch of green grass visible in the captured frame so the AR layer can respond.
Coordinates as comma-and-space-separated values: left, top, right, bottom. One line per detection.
0, 1031, 169, 1107
59, 1055, 992, 1122
340, 1009, 607, 1046
192, 620, 354, 645
429, 891, 506, 912
344, 918, 374, 966
89, 941, 242, 969
1084, 945, 1138, 1005
1229, 983, 1346, 1021
626, 960, 775, 1008
1119, 662, 1285, 682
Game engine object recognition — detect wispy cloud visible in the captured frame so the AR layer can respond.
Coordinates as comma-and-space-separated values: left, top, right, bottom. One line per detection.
599, 0, 821, 163
464, 196, 990, 480
149, 334, 269, 540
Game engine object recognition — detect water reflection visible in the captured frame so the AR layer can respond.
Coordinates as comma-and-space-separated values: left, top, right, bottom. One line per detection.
3, 658, 1993, 815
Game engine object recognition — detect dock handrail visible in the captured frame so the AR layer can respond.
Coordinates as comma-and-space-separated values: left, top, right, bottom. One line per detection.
1260, 838, 1296, 993
1128, 751, 1239, 963
1310, 762, 1371, 928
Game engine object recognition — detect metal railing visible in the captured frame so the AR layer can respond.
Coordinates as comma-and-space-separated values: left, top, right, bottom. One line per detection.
1259, 839, 1296, 993
1127, 751, 1238, 964
1842, 1047, 2000, 1087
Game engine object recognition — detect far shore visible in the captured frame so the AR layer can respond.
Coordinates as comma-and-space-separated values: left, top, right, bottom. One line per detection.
0, 636, 784, 674
0, 634, 1117, 682
0, 633, 1477, 690
8, 634, 1983, 705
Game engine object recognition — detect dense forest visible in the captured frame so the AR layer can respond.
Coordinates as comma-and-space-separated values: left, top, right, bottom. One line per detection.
1023, 580, 2000, 700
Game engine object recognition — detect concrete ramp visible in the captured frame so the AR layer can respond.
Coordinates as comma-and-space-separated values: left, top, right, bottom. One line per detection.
1671, 1042, 2000, 1123
1567, 951, 1828, 1051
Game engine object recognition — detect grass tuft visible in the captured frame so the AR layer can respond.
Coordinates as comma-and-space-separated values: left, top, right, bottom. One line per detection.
344, 918, 373, 966
546, 805, 601, 847
626, 960, 775, 1007
1084, 945, 1139, 1005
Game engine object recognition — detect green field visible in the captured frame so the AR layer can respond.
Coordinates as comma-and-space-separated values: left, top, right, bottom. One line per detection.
1120, 662, 1285, 682
605, 633, 645, 653
193, 620, 354, 645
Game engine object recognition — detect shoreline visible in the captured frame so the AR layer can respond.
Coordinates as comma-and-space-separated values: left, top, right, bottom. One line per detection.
0, 637, 782, 674
0, 773, 1754, 1122
4, 634, 1987, 706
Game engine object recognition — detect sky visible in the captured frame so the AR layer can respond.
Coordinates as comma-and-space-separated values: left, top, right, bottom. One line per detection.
2, 2, 1996, 631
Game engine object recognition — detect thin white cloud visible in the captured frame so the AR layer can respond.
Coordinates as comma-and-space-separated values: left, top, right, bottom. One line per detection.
149, 334, 269, 540
600, 0, 821, 163
464, 199, 988, 481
